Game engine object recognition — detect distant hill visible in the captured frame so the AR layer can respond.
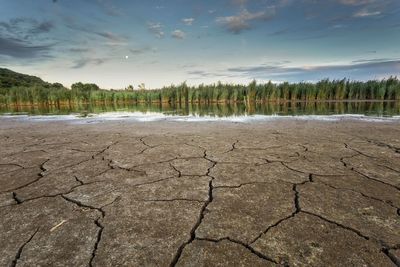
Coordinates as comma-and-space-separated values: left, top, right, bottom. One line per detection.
0, 68, 63, 89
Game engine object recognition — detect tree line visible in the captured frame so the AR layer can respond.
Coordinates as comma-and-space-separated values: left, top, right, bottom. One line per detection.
1, 77, 400, 107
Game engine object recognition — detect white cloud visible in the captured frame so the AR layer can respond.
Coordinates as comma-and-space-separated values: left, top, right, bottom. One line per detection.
353, 8, 381, 17
171, 29, 185, 39
335, 0, 389, 18
182, 18, 195, 26
147, 22, 164, 38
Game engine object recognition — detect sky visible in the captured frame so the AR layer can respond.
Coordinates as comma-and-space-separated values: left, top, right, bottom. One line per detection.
0, 0, 399, 89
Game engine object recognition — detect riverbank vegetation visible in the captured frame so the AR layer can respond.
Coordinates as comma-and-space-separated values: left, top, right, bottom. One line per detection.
1, 68, 400, 107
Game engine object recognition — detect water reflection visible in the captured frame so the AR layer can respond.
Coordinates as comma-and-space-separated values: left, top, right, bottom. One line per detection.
1, 101, 399, 117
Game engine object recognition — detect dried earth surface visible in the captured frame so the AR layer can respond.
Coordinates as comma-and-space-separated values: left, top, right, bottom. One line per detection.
0, 118, 399, 266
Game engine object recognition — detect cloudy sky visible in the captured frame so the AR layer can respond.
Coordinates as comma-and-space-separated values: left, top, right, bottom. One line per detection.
1, 0, 399, 88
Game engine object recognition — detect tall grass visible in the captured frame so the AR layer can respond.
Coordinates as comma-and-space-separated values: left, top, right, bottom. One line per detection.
1, 78, 400, 107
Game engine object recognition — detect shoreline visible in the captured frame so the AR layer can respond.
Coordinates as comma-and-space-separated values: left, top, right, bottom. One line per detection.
1, 113, 400, 124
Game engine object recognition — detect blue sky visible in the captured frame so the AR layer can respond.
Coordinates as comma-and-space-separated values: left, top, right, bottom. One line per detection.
0, 0, 399, 88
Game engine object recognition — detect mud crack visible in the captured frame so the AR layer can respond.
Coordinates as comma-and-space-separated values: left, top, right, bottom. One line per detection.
366, 139, 400, 154
10, 228, 39, 267
169, 150, 217, 267
196, 237, 279, 265
249, 178, 310, 245
59, 195, 120, 267
224, 140, 239, 153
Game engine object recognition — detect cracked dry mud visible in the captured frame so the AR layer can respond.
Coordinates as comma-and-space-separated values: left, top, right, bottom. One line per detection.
0, 119, 399, 267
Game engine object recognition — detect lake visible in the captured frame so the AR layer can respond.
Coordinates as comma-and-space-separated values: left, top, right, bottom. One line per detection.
1, 101, 400, 122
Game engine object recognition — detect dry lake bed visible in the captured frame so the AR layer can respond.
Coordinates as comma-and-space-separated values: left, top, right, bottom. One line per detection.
0, 117, 399, 266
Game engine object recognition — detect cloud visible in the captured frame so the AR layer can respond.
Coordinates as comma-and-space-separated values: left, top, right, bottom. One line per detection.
353, 8, 381, 17
338, 0, 376, 5
129, 45, 157, 54
182, 18, 195, 26
71, 57, 107, 69
63, 17, 127, 45
225, 59, 400, 80
0, 18, 54, 60
34, 21, 54, 33
171, 29, 186, 39
187, 70, 232, 78
94, 31, 126, 41
336, 0, 390, 18
300, 0, 390, 23
69, 48, 90, 53
147, 22, 164, 38
351, 58, 395, 63
187, 70, 209, 76
216, 8, 275, 34
0, 18, 54, 36
0, 36, 52, 59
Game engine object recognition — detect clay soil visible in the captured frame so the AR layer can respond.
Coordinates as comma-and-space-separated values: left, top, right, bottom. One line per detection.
0, 118, 399, 266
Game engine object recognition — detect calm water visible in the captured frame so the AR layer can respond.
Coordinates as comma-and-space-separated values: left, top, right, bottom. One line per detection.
1, 101, 400, 118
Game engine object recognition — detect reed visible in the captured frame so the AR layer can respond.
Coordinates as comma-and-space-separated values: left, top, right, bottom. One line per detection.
1, 78, 400, 107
